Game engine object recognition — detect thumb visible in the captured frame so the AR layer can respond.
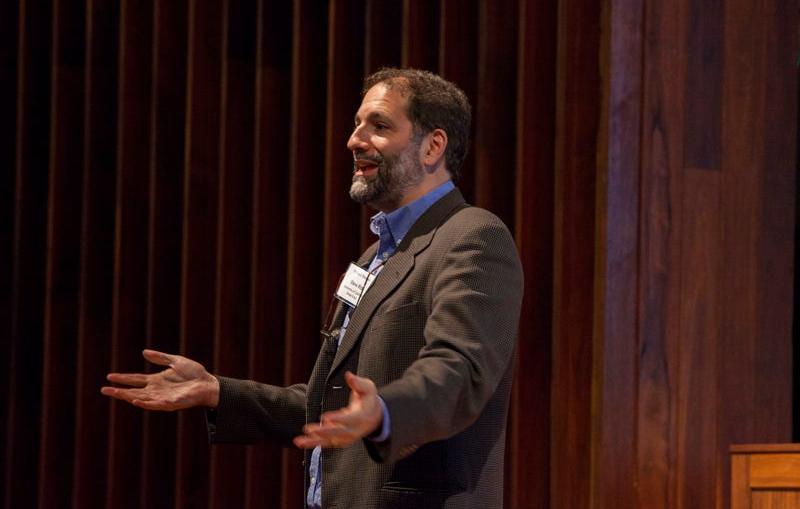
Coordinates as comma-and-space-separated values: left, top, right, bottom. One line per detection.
344, 371, 374, 395
142, 349, 177, 367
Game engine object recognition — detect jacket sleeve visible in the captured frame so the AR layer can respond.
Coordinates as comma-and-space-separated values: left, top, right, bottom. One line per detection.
207, 377, 307, 447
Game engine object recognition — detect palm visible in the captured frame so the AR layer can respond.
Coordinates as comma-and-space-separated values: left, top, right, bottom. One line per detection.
293, 371, 382, 449
101, 350, 219, 411
158, 357, 205, 385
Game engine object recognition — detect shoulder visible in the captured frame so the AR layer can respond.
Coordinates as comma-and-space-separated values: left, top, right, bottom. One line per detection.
425, 204, 522, 280
447, 204, 506, 226
438, 204, 515, 244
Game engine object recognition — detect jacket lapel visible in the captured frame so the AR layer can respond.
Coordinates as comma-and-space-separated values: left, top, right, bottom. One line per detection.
328, 188, 468, 375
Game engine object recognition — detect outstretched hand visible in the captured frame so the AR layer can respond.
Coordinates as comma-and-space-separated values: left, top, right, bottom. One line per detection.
101, 349, 219, 411
293, 371, 383, 449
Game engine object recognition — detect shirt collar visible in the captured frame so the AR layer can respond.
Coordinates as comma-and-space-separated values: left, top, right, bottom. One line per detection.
369, 180, 455, 260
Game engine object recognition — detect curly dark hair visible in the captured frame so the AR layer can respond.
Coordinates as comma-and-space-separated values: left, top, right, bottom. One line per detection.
363, 68, 471, 181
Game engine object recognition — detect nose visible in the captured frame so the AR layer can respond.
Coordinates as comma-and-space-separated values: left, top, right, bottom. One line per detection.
347, 125, 369, 152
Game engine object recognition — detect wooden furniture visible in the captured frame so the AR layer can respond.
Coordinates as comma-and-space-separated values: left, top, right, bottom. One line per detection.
731, 444, 800, 508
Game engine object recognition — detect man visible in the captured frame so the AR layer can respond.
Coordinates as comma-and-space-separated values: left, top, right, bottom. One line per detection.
102, 68, 524, 508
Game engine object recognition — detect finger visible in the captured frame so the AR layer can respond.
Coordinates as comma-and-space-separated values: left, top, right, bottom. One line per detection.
293, 423, 325, 448
300, 422, 344, 443
106, 372, 149, 387
101, 386, 176, 411
293, 435, 323, 449
294, 426, 354, 449
320, 410, 350, 427
100, 386, 117, 398
306, 421, 353, 441
142, 349, 177, 367
302, 422, 325, 435
101, 386, 147, 404
294, 435, 348, 448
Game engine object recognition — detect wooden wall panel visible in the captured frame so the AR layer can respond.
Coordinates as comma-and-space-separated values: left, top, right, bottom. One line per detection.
593, 0, 642, 507
683, 0, 723, 170
2, 1, 795, 508
715, 0, 764, 505
753, 0, 795, 440
678, 170, 722, 509
715, 1, 794, 507
613, 0, 794, 507
637, 0, 685, 505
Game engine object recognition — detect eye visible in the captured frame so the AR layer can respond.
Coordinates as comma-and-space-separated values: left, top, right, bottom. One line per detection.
375, 123, 389, 131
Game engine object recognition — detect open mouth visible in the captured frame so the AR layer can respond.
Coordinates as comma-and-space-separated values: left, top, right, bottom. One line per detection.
353, 158, 380, 177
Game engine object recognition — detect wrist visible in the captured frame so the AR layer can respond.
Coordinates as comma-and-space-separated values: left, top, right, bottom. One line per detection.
366, 415, 382, 438
367, 396, 390, 442
204, 375, 220, 408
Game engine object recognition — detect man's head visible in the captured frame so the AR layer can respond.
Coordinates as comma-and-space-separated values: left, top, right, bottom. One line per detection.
347, 68, 471, 211
361, 68, 471, 181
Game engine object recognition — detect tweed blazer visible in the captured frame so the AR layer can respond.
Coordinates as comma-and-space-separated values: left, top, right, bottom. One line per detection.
209, 188, 524, 509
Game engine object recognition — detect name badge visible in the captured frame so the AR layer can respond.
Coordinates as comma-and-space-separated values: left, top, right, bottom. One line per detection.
335, 263, 378, 308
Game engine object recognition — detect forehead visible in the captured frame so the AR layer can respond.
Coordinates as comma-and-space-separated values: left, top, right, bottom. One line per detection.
355, 83, 410, 122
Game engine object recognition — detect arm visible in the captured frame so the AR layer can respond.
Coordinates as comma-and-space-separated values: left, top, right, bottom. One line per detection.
211, 376, 307, 445
102, 349, 308, 446
370, 216, 523, 462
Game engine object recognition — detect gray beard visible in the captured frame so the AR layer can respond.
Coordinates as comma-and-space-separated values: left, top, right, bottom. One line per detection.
349, 146, 425, 209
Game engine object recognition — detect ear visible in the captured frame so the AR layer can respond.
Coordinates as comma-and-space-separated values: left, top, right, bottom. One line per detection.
421, 128, 448, 170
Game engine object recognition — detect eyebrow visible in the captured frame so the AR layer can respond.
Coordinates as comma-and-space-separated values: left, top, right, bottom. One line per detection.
354, 111, 393, 126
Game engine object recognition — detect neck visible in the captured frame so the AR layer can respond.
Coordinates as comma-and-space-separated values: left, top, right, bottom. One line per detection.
372, 173, 451, 213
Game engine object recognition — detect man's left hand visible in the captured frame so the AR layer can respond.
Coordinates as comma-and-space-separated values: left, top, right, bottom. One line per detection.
293, 372, 382, 449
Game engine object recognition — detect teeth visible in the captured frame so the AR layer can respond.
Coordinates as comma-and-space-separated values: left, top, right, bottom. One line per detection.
354, 155, 380, 164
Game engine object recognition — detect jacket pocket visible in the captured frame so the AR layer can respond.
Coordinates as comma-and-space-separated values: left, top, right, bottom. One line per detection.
377, 483, 451, 509
368, 301, 425, 331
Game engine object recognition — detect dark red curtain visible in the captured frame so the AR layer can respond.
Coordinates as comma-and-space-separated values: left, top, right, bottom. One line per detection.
3, 1, 555, 507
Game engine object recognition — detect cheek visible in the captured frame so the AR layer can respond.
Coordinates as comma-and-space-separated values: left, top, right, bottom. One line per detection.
376, 137, 411, 158
370, 137, 391, 153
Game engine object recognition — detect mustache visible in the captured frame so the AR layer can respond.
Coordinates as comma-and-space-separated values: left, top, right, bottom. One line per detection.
353, 153, 383, 163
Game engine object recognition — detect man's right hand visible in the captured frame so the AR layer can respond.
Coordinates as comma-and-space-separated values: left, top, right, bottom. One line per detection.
101, 349, 220, 411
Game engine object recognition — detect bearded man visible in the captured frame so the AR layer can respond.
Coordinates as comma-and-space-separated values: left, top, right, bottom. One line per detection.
102, 68, 524, 509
